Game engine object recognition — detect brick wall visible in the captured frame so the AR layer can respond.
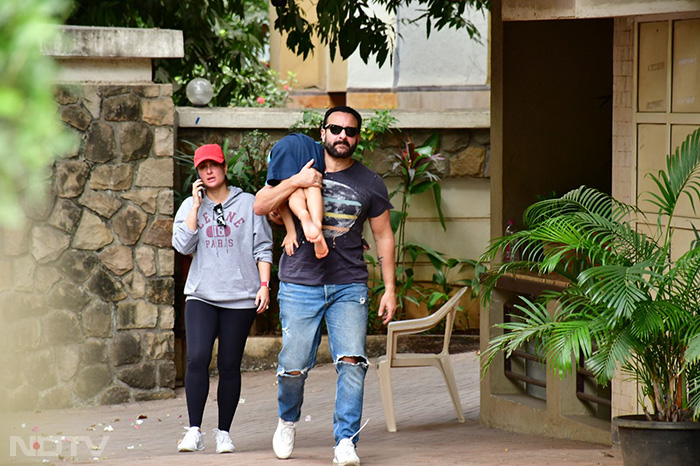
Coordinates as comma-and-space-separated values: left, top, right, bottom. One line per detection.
611, 17, 635, 206
610, 17, 640, 419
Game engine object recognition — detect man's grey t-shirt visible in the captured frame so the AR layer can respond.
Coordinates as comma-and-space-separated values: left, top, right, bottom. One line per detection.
279, 161, 392, 286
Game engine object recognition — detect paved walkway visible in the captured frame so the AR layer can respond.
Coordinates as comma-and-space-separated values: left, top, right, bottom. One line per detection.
1, 352, 623, 465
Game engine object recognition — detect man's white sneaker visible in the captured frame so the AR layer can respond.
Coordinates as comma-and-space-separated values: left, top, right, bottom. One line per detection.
213, 428, 235, 453
272, 418, 297, 459
177, 426, 204, 452
333, 438, 360, 466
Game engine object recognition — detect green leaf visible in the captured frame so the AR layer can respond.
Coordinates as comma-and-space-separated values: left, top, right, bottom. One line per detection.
389, 209, 405, 234
432, 183, 446, 230
427, 291, 446, 308
409, 180, 435, 195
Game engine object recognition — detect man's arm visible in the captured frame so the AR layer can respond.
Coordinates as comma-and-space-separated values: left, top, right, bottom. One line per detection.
369, 210, 397, 325
254, 159, 322, 216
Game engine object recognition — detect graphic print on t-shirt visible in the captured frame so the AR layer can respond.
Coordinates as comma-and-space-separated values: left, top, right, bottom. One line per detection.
321, 179, 361, 239
199, 209, 246, 249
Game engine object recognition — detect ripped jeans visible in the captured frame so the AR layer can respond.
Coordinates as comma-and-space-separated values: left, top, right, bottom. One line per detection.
277, 281, 369, 444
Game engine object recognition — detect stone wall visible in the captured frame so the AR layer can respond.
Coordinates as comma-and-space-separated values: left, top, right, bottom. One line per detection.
177, 127, 490, 180
0, 83, 176, 411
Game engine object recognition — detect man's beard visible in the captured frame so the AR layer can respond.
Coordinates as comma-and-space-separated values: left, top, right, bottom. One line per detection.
324, 139, 357, 159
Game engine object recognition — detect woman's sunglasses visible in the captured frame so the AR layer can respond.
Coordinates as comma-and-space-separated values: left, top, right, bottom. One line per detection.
323, 124, 360, 137
213, 203, 225, 227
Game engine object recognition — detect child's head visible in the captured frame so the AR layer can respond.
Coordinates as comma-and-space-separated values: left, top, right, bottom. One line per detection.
267, 209, 284, 226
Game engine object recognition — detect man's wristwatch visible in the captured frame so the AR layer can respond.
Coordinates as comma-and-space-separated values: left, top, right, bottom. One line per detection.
260, 281, 270, 288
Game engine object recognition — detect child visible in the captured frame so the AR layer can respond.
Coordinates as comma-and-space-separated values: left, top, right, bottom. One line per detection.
266, 133, 328, 259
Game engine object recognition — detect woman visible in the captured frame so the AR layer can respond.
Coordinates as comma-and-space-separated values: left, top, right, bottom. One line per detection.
172, 143, 273, 454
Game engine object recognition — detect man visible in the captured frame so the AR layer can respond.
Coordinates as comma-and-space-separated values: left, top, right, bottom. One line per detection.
254, 106, 396, 466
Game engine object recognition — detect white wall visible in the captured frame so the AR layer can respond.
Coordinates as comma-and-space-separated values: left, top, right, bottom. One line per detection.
396, 5, 489, 88
346, 4, 489, 91
346, 3, 395, 90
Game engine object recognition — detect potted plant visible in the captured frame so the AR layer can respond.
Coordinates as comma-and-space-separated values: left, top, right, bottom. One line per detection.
477, 128, 700, 466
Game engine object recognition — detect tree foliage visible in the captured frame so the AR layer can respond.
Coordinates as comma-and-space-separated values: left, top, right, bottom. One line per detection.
66, 0, 276, 107
0, 0, 76, 226
273, 0, 490, 66
66, 0, 491, 105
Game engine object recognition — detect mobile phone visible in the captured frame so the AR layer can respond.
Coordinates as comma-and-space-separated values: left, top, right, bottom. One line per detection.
196, 173, 205, 198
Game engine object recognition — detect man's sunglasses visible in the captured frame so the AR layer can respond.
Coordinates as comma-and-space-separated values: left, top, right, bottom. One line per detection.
323, 124, 360, 138
213, 203, 225, 227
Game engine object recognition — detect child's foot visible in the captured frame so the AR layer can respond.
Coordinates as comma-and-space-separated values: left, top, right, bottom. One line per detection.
299, 217, 328, 259
314, 237, 329, 259
300, 216, 322, 243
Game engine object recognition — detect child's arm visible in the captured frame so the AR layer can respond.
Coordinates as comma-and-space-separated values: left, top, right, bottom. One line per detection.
278, 202, 298, 256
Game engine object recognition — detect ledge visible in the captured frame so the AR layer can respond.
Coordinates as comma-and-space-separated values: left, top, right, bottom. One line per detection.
176, 107, 490, 130
45, 26, 184, 59
239, 334, 479, 372
495, 271, 569, 295
502, 0, 700, 21
482, 393, 612, 445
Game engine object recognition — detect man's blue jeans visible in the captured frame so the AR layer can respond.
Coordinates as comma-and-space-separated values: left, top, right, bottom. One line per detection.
277, 282, 369, 445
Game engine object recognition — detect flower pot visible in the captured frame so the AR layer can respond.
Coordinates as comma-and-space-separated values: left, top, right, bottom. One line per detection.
614, 415, 700, 466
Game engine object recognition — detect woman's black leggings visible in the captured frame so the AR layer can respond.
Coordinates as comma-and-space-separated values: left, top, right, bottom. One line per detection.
184, 299, 257, 431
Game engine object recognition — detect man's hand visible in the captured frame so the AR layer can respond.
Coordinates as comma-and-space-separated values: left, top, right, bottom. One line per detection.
291, 159, 322, 189
369, 210, 397, 326
254, 159, 322, 216
377, 291, 397, 325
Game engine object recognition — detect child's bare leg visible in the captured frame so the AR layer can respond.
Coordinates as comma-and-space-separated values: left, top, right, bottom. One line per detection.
288, 188, 318, 240
304, 186, 328, 258
305, 186, 324, 230
277, 203, 298, 256
289, 187, 328, 259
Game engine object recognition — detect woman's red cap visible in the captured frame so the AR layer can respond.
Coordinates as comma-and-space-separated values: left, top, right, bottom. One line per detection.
194, 144, 225, 168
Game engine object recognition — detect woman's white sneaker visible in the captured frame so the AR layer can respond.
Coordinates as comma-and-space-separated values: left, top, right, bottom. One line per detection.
213, 428, 235, 453
177, 426, 204, 452
333, 438, 360, 466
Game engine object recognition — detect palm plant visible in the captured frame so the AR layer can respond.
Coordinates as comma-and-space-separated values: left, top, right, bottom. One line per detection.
479, 128, 700, 422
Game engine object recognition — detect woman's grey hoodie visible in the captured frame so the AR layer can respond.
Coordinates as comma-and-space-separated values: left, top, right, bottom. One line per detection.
172, 186, 273, 309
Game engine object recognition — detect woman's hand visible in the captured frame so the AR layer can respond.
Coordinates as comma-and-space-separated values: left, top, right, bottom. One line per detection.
192, 178, 205, 208
255, 285, 270, 314
185, 178, 205, 232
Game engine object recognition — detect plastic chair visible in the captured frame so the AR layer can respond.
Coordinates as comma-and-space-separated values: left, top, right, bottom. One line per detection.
376, 287, 469, 432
